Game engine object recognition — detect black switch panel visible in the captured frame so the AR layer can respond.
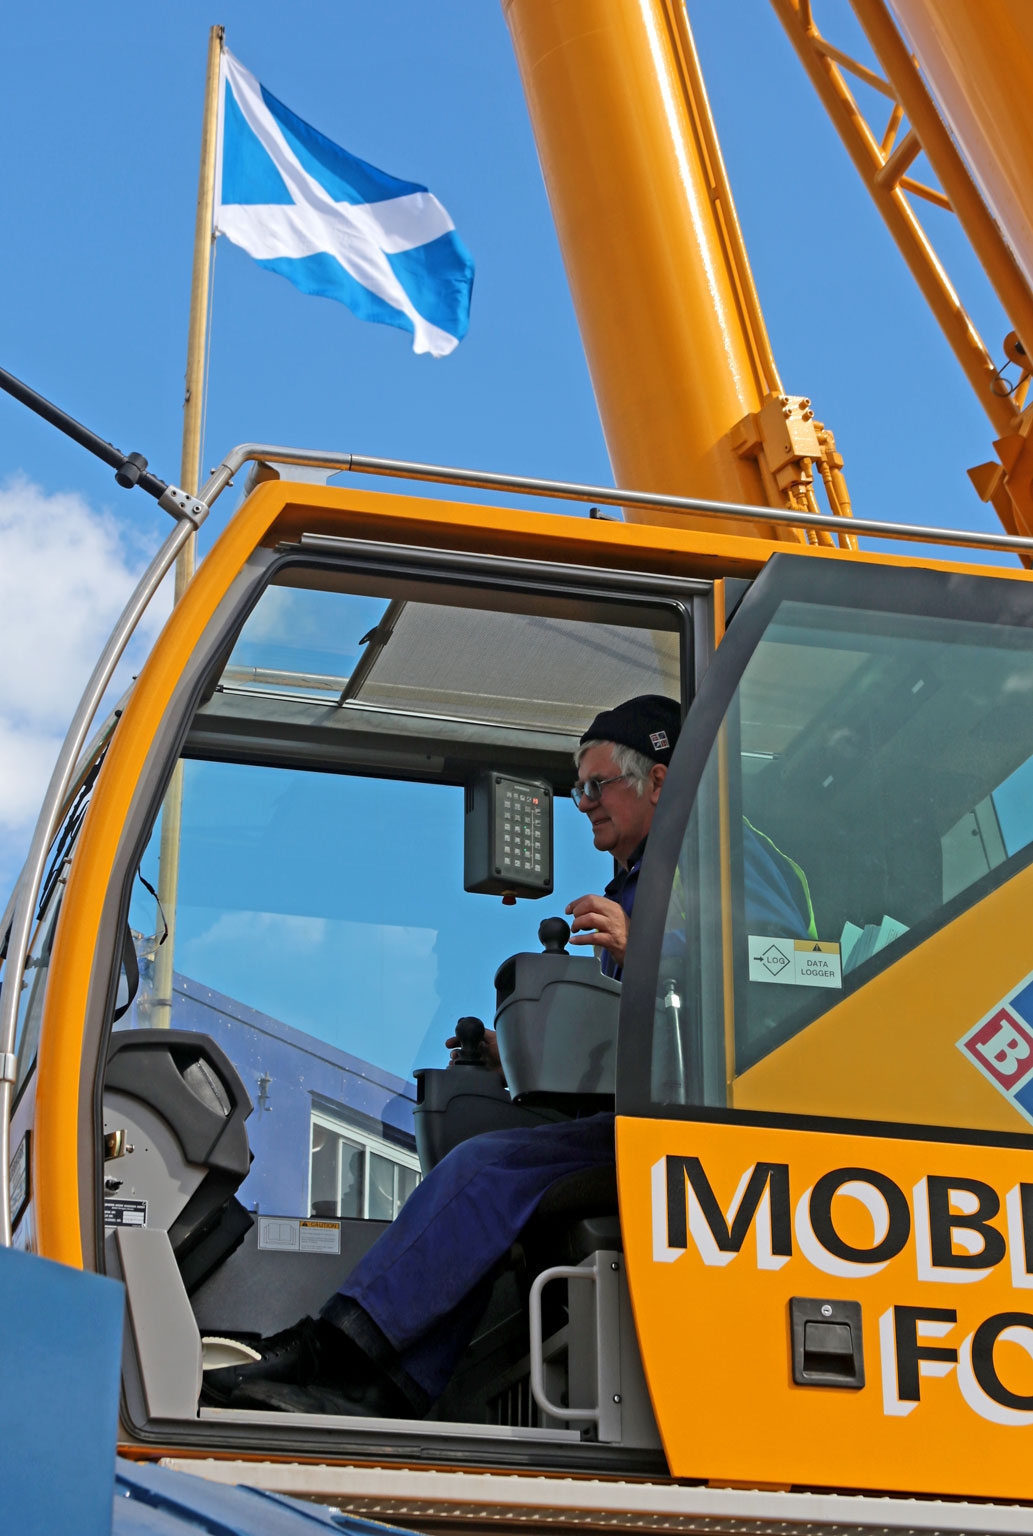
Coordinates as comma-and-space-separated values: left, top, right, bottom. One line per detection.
789, 1297, 865, 1389
464, 771, 553, 898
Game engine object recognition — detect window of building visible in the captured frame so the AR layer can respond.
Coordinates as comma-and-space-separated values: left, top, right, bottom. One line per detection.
309, 1108, 421, 1222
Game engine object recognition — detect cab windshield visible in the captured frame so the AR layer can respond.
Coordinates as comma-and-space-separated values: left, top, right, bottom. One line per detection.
120, 561, 685, 1223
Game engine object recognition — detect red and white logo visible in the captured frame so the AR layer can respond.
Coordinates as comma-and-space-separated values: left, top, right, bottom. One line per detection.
958, 1008, 1033, 1090
649, 730, 670, 751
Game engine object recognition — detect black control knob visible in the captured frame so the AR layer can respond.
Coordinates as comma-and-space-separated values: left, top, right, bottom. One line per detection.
538, 917, 570, 953
454, 1015, 487, 1065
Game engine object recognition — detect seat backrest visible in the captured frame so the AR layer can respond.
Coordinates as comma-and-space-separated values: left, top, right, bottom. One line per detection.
104, 1029, 254, 1292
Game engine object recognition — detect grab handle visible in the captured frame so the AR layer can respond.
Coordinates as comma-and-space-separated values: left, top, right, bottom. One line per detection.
528, 1263, 601, 1431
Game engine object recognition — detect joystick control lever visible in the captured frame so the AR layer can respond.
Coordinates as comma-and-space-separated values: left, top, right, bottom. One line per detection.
538, 917, 570, 953
453, 1015, 487, 1066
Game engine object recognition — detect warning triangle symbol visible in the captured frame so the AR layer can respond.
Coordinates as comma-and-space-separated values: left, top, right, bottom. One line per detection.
812, 944, 822, 951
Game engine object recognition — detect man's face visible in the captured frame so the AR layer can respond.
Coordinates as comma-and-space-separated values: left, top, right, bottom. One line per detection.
575, 743, 666, 867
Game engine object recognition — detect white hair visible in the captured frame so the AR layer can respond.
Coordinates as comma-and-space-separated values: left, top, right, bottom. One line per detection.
574, 738, 654, 797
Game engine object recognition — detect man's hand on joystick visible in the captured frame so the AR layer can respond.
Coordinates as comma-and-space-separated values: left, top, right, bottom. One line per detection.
446, 1016, 504, 1078
565, 893, 629, 967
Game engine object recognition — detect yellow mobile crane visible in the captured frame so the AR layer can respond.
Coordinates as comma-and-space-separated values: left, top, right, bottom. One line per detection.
7, 2, 1033, 1528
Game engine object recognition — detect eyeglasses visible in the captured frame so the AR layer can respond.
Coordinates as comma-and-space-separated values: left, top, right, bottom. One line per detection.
571, 773, 630, 807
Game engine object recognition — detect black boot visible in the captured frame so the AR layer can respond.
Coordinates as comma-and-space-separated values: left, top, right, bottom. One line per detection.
201, 1316, 347, 1406
229, 1372, 414, 1417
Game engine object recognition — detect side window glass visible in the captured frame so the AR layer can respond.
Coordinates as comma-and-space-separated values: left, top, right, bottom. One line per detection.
10, 763, 102, 1098
651, 597, 1033, 1120
12, 885, 65, 1098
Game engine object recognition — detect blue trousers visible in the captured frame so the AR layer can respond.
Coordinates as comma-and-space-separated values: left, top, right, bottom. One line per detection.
324, 1113, 616, 1402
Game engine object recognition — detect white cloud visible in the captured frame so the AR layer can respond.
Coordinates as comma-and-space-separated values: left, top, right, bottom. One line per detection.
237, 583, 297, 643
183, 911, 330, 957
0, 720, 67, 828
0, 473, 172, 891
231, 581, 386, 670
174, 908, 440, 1069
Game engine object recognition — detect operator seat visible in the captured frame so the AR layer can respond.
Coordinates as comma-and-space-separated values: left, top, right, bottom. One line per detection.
103, 1028, 254, 1293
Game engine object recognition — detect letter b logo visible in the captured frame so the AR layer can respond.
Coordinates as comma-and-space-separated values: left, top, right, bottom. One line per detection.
963, 1010, 1033, 1090
979, 1023, 1030, 1075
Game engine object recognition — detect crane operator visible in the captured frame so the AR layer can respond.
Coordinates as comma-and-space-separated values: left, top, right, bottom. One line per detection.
204, 695, 811, 1417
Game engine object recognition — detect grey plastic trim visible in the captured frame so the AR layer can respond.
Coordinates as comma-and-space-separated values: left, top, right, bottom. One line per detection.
297, 532, 714, 597
198, 1407, 581, 1443
113, 1226, 203, 1420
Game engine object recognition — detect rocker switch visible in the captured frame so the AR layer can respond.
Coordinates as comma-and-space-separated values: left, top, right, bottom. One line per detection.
789, 1297, 864, 1389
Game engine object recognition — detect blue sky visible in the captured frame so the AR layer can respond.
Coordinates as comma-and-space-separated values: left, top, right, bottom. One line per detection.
2, 5, 1013, 554
0, 3, 1020, 1066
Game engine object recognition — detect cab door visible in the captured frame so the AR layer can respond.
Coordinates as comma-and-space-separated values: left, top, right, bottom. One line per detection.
22, 478, 712, 1469
616, 552, 1033, 1500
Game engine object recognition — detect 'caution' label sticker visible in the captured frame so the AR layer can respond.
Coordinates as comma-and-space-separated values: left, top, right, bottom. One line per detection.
748, 936, 842, 988
257, 1216, 342, 1255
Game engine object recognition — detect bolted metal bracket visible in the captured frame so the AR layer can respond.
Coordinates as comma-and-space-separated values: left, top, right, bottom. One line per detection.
104, 1129, 135, 1161
114, 451, 150, 489
731, 393, 823, 498
158, 484, 208, 528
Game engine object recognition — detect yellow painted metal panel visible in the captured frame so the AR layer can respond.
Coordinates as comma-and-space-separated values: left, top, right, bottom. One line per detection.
735, 858, 1033, 1136
618, 1114, 1033, 1496
890, 0, 1033, 300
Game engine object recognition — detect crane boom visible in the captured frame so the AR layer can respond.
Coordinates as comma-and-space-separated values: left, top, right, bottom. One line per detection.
771, 0, 1033, 544
502, 0, 852, 545
890, 0, 1033, 301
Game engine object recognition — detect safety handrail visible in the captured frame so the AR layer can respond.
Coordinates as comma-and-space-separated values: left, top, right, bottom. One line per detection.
528, 1264, 605, 1432
201, 442, 1033, 556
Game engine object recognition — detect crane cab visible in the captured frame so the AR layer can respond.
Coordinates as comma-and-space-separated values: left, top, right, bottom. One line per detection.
9, 468, 1033, 1501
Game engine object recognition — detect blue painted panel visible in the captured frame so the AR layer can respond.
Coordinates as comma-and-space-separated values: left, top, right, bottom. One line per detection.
114, 1454, 422, 1532
1, 1247, 123, 1536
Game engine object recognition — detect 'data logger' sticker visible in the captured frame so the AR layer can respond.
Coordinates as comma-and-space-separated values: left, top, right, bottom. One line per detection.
748, 936, 841, 988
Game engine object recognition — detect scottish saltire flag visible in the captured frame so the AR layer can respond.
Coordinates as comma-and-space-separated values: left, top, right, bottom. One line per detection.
213, 50, 474, 357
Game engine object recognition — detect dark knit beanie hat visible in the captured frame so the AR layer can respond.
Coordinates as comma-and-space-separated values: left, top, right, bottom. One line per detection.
580, 694, 682, 766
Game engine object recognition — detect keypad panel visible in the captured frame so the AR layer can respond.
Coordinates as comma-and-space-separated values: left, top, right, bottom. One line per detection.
494, 776, 551, 890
